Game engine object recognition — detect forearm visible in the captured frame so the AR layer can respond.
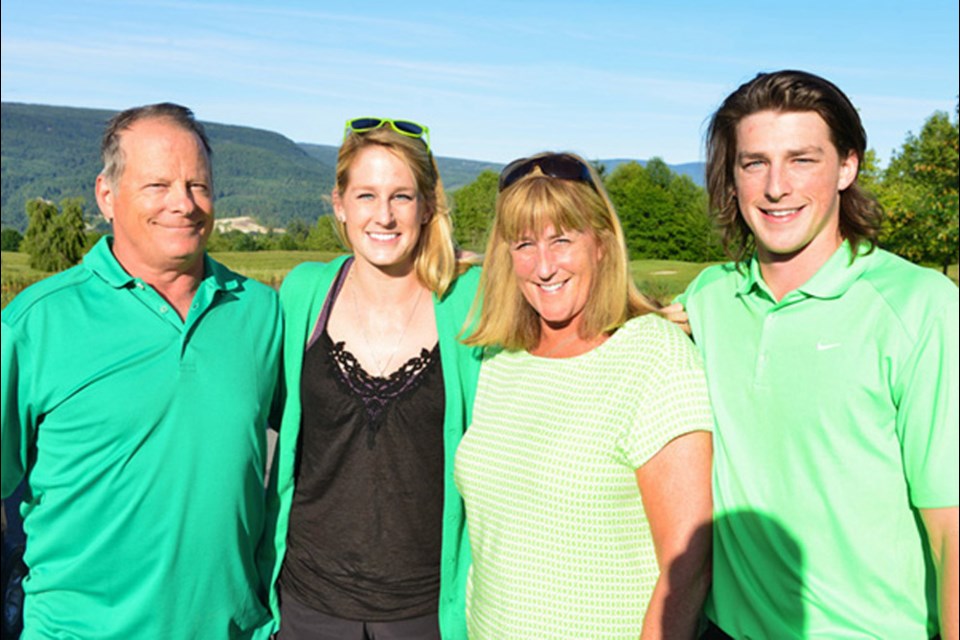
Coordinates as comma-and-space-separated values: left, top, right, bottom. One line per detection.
921, 507, 959, 640
640, 546, 711, 639
636, 431, 713, 639
935, 529, 959, 640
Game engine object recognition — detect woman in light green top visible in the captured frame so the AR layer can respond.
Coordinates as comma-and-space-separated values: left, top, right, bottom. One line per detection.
455, 152, 714, 639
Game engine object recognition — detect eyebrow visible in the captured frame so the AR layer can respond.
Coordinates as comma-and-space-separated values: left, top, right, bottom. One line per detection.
346, 183, 417, 192
737, 145, 826, 162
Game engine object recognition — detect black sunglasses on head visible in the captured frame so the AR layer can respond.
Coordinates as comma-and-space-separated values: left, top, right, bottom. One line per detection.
498, 153, 596, 192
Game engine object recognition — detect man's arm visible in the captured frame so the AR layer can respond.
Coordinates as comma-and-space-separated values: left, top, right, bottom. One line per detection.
656, 303, 691, 336
1, 321, 29, 498
921, 507, 959, 640
657, 267, 719, 339
897, 290, 960, 640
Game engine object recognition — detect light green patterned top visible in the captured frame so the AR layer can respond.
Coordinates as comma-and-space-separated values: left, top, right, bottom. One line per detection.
454, 315, 713, 639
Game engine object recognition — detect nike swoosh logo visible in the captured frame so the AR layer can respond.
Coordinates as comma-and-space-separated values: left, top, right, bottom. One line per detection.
817, 342, 841, 351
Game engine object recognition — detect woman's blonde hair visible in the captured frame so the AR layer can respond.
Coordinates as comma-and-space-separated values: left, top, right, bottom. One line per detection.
466, 152, 656, 351
334, 126, 466, 297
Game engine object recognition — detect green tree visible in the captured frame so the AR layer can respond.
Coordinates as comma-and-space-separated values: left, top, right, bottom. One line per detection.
857, 149, 883, 198
306, 214, 345, 251
207, 228, 260, 252
590, 160, 608, 180
605, 159, 721, 262
606, 161, 671, 259
1, 227, 24, 251
879, 110, 959, 273
21, 197, 88, 271
51, 197, 88, 265
668, 173, 724, 262
452, 170, 498, 251
263, 229, 300, 251
21, 199, 57, 262
285, 218, 312, 245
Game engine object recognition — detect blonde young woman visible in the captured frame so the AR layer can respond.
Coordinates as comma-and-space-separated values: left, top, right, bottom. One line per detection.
455, 152, 714, 639
266, 119, 480, 639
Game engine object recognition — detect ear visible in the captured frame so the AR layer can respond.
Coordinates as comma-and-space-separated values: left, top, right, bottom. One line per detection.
95, 174, 115, 223
419, 197, 433, 226
591, 229, 605, 262
331, 187, 345, 222
837, 150, 858, 191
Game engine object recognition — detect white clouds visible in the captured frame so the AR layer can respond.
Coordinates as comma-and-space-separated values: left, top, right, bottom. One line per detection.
1, 0, 957, 164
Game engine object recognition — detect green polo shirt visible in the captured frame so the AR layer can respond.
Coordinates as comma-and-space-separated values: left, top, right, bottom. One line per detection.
1, 237, 282, 639
680, 242, 959, 639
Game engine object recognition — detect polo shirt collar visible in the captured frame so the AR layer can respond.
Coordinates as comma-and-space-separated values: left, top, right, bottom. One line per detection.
83, 235, 237, 293
83, 236, 134, 288
795, 240, 871, 300
738, 256, 765, 296
739, 240, 872, 301
202, 253, 243, 293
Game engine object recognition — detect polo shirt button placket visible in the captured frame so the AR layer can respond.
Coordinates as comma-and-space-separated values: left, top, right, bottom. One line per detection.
755, 312, 776, 386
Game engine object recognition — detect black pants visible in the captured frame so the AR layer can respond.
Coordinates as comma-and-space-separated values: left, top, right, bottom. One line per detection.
700, 621, 733, 639
278, 588, 441, 640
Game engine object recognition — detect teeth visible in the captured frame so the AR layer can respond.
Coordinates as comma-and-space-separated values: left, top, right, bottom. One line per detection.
765, 208, 799, 218
369, 232, 398, 241
540, 282, 564, 292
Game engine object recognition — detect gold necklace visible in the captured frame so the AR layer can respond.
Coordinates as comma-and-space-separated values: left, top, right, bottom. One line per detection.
349, 272, 425, 377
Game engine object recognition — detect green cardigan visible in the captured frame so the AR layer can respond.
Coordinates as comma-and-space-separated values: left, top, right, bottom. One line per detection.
264, 256, 482, 639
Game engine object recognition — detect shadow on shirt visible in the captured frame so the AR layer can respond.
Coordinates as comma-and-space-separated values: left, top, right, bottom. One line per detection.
661, 510, 805, 637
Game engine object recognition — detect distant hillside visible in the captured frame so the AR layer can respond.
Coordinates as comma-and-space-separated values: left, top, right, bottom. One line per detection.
297, 146, 705, 191
2, 102, 703, 232
1, 103, 107, 231
2, 103, 334, 231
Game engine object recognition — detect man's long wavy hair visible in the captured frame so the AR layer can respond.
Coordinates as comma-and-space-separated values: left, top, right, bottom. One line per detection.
706, 70, 883, 263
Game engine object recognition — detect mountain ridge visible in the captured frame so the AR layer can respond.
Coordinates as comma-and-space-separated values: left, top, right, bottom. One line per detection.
1, 102, 704, 232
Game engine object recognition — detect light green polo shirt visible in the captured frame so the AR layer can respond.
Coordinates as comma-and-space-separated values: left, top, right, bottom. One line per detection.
680, 242, 959, 639
1, 237, 282, 639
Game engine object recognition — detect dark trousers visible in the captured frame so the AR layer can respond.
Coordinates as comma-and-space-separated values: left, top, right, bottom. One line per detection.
700, 620, 734, 639
278, 589, 440, 640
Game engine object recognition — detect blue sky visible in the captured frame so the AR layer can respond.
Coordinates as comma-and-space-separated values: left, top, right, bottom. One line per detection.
2, 0, 957, 166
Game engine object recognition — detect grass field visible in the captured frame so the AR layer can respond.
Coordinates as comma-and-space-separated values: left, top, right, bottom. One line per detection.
1, 250, 717, 309
3, 250, 957, 310
212, 250, 344, 289
1, 252, 50, 309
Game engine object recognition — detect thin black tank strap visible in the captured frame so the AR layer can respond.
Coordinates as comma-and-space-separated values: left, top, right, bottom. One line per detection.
306, 256, 353, 352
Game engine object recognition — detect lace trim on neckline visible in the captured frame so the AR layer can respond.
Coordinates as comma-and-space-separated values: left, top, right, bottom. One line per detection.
327, 334, 439, 446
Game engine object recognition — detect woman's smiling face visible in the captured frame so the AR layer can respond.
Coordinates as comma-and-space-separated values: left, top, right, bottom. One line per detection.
333, 145, 426, 275
510, 224, 602, 333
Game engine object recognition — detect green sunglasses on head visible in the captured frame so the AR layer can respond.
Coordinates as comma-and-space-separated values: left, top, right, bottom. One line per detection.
343, 117, 431, 153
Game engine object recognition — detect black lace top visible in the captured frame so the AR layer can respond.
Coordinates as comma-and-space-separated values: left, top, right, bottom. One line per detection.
329, 338, 437, 448
280, 267, 446, 621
